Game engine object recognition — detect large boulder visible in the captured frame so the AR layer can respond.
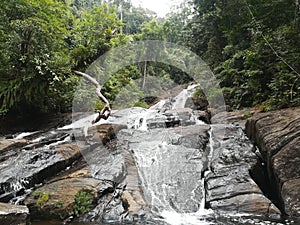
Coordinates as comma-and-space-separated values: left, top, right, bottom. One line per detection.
185, 97, 209, 110
211, 109, 257, 129
25, 177, 112, 220
87, 123, 127, 144
120, 144, 146, 216
0, 140, 81, 202
0, 203, 29, 225
205, 124, 281, 215
246, 107, 300, 216
0, 139, 28, 153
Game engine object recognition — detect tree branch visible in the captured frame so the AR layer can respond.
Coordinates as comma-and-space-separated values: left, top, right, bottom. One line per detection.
73, 70, 111, 124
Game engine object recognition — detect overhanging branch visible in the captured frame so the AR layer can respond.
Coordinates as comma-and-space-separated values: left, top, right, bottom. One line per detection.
73, 70, 111, 124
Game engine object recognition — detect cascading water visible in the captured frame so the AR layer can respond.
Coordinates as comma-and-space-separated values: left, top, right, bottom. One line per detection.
127, 84, 214, 224
125, 85, 291, 225
171, 84, 199, 110
2, 84, 299, 225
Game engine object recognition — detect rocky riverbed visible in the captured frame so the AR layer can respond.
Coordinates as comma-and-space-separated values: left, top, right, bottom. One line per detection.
0, 86, 299, 225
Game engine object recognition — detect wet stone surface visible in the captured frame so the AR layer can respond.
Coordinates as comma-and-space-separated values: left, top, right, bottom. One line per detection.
0, 85, 299, 225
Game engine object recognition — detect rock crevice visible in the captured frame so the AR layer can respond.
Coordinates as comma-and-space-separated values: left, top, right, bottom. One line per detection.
246, 107, 300, 217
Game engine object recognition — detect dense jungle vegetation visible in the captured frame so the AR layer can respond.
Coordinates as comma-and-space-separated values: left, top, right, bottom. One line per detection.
0, 0, 299, 117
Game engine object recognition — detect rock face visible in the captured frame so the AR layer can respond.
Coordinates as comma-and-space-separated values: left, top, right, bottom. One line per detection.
25, 177, 112, 220
185, 97, 209, 110
87, 123, 127, 144
2, 85, 297, 224
205, 124, 280, 215
0, 130, 81, 202
0, 203, 29, 225
0, 139, 28, 153
211, 109, 256, 129
117, 125, 210, 213
246, 107, 300, 216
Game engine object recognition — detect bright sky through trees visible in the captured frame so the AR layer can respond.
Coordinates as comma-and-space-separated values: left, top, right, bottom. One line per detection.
131, 0, 183, 17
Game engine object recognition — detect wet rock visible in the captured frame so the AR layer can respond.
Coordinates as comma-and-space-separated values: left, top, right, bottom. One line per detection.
0, 139, 28, 163
211, 109, 257, 128
87, 123, 127, 144
0, 143, 81, 202
130, 110, 183, 130
246, 107, 300, 216
120, 144, 146, 215
87, 146, 126, 183
281, 178, 300, 216
83, 125, 127, 183
171, 125, 209, 149
165, 108, 198, 126
80, 181, 130, 223
0, 203, 29, 225
108, 107, 149, 129
2, 86, 297, 224
25, 177, 112, 220
209, 193, 280, 214
193, 110, 211, 124
0, 139, 28, 153
118, 125, 210, 213
78, 141, 146, 224
22, 130, 71, 150
121, 190, 145, 215
205, 124, 281, 215
185, 97, 209, 110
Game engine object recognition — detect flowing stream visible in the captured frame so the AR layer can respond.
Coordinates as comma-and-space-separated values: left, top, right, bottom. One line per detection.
2, 85, 299, 225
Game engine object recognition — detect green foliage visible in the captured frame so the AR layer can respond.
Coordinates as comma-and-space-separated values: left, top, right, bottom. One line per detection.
133, 101, 148, 108
95, 100, 105, 111
72, 190, 93, 217
193, 88, 206, 99
2, 0, 298, 117
123, 6, 155, 34
0, 0, 125, 115
185, 0, 300, 109
0, 0, 74, 114
35, 192, 49, 208
242, 112, 252, 120
54, 200, 64, 208
70, 4, 123, 68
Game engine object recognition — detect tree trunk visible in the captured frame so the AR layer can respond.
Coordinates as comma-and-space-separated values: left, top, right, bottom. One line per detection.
142, 61, 147, 90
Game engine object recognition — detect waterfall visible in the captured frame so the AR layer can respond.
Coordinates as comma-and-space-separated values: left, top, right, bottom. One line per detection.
154, 128, 214, 225
4, 83, 297, 225
58, 84, 212, 224
172, 89, 188, 109
171, 84, 199, 110
126, 84, 214, 224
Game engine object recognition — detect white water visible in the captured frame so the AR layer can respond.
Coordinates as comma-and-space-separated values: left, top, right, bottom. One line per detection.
134, 109, 159, 131
14, 131, 37, 139
171, 84, 199, 110
157, 122, 214, 225
61, 84, 201, 133
58, 113, 98, 130
161, 209, 213, 225
172, 89, 188, 109
62, 84, 216, 224
150, 99, 168, 110
207, 127, 214, 170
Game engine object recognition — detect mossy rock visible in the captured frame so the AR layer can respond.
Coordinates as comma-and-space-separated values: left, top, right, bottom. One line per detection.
184, 88, 209, 110
25, 178, 113, 220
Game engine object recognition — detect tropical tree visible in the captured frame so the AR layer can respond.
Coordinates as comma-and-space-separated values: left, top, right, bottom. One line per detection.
0, 0, 72, 114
